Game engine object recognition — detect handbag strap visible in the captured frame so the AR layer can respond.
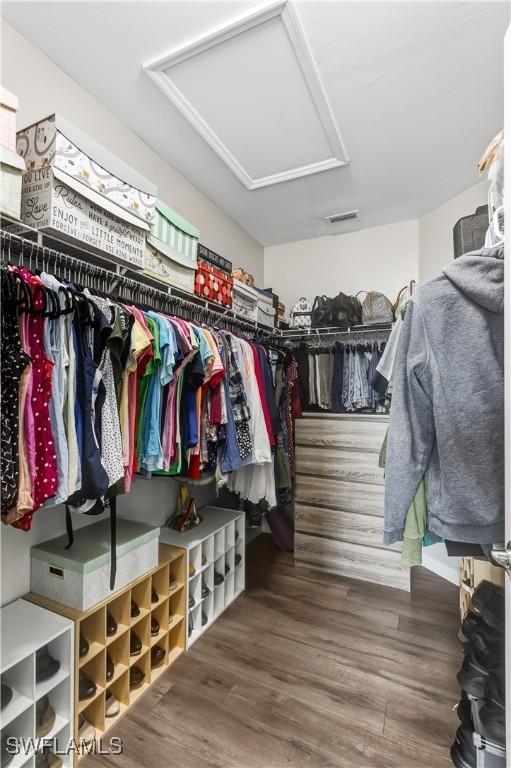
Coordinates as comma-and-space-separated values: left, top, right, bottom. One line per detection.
392, 285, 408, 312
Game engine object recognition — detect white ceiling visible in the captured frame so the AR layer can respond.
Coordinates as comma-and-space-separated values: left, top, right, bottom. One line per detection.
2, 1, 508, 246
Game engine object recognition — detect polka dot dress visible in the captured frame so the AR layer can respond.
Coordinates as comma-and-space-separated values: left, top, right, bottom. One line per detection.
12, 271, 58, 530
0, 270, 30, 520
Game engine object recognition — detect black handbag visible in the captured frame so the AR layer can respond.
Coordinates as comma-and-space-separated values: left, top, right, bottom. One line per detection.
331, 292, 362, 327
311, 295, 333, 327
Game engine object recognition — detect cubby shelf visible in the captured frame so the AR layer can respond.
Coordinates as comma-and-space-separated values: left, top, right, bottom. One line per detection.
160, 507, 245, 648
25, 543, 186, 765
0, 599, 74, 768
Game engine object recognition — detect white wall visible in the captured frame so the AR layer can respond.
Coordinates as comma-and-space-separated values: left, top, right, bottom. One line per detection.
1, 22, 264, 282
419, 180, 488, 283
264, 219, 419, 312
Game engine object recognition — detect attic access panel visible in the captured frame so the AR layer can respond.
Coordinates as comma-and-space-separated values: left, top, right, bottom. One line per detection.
144, 1, 349, 189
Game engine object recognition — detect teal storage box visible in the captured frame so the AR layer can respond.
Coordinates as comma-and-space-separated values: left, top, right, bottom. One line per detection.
30, 519, 160, 611
144, 199, 199, 292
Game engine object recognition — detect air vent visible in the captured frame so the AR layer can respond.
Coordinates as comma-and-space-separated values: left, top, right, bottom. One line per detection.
324, 209, 359, 224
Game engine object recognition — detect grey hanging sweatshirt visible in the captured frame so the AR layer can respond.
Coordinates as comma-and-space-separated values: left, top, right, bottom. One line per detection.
384, 246, 504, 545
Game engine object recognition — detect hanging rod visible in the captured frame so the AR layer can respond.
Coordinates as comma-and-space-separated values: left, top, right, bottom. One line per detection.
274, 323, 393, 340
0, 227, 274, 336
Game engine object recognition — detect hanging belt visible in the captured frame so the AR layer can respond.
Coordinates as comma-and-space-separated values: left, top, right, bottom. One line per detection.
65, 498, 118, 590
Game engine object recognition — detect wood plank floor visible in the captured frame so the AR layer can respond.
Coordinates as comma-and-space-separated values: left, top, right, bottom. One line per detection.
85, 534, 461, 768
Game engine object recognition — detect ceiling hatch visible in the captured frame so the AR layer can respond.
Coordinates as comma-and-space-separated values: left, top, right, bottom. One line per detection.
144, 1, 349, 190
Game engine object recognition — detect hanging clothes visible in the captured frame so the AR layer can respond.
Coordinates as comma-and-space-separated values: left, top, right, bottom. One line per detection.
0, 254, 298, 542
384, 246, 505, 546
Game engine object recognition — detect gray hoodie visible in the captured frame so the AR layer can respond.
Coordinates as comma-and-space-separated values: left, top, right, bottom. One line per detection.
384, 246, 504, 545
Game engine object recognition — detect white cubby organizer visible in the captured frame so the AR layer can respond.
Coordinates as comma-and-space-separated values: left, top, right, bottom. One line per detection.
160, 506, 245, 648
1, 599, 74, 768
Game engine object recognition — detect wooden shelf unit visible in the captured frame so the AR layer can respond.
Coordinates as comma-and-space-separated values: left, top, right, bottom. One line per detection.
25, 544, 186, 764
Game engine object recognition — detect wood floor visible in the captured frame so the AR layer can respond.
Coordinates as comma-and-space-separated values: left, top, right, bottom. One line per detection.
85, 534, 461, 768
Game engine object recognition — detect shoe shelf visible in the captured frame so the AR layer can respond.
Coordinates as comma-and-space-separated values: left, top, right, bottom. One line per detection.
25, 543, 186, 765
160, 506, 245, 649
1, 599, 74, 768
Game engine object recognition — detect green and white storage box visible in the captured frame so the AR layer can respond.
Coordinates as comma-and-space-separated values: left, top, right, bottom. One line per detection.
232, 279, 259, 322
1, 146, 25, 219
144, 200, 199, 293
30, 519, 160, 611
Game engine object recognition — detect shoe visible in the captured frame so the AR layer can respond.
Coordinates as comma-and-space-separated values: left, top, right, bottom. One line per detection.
450, 725, 478, 768
202, 554, 207, 566
189, 564, 196, 578
151, 646, 165, 668
105, 690, 120, 718
459, 611, 485, 645
235, 531, 239, 541
478, 673, 506, 747
214, 571, 224, 586
235, 553, 242, 567
469, 625, 504, 668
130, 632, 142, 656
36, 647, 60, 683
202, 611, 208, 627
79, 672, 97, 701
455, 692, 473, 729
456, 648, 490, 700
78, 715, 96, 742
151, 617, 159, 637
79, 633, 89, 658
1, 683, 13, 709
129, 666, 144, 689
168, 612, 174, 625
225, 564, 230, 576
130, 600, 140, 618
201, 576, 211, 598
106, 654, 114, 682
472, 581, 505, 634
1, 733, 13, 768
151, 588, 159, 604
188, 612, 194, 638
35, 748, 63, 768
106, 611, 117, 637
36, 696, 56, 737
189, 595, 195, 609
169, 578, 178, 591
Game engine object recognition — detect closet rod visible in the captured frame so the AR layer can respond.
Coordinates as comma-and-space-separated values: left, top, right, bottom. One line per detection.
275, 323, 393, 340
0, 227, 272, 336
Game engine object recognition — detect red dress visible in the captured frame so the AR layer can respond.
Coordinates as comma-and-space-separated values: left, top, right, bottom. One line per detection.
13, 271, 58, 530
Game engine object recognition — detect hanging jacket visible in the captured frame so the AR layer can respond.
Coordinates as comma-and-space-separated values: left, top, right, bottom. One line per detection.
384, 245, 504, 545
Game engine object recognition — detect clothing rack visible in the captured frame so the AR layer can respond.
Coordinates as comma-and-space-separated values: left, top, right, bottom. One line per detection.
0, 226, 272, 336
273, 323, 393, 347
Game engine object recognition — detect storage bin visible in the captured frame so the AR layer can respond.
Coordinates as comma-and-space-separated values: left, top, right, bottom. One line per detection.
232, 279, 259, 321
0, 145, 25, 219
0, 86, 19, 152
194, 259, 233, 307
17, 114, 156, 225
30, 519, 160, 612
256, 289, 276, 327
197, 243, 232, 274
144, 199, 199, 292
16, 114, 157, 266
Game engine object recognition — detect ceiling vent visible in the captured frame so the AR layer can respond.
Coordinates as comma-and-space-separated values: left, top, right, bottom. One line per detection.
324, 209, 359, 224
